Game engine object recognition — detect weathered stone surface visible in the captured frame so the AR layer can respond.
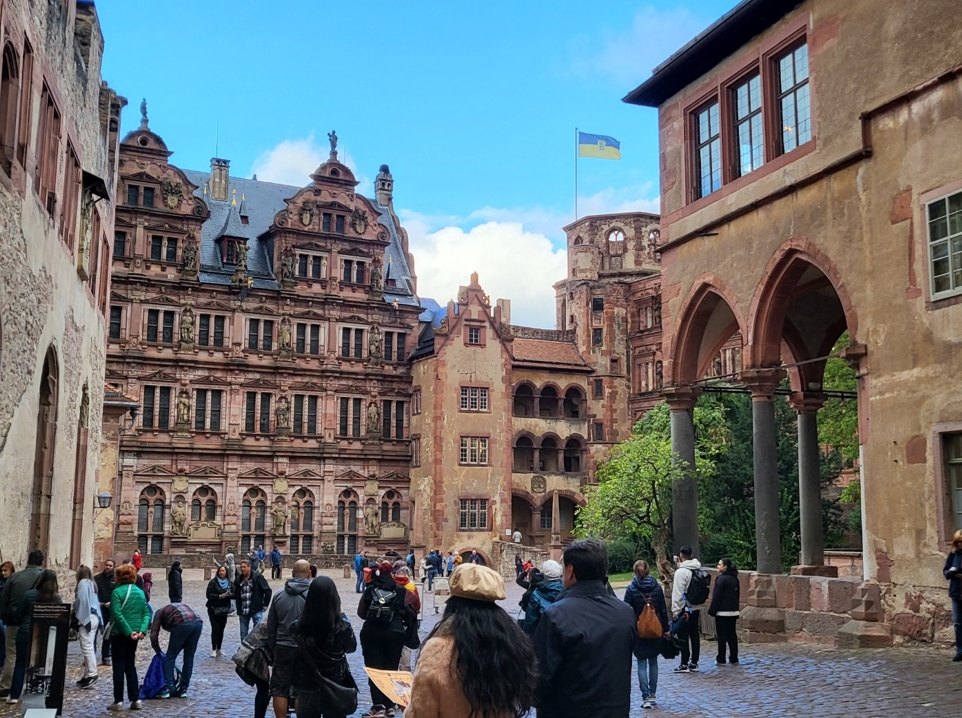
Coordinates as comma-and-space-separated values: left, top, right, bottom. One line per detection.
851, 582, 883, 622
837, 619, 893, 648
791, 564, 839, 577
784, 609, 806, 633
809, 576, 831, 612
802, 611, 849, 637
827, 578, 857, 614
892, 612, 935, 642
774, 574, 794, 608
741, 605, 785, 634
790, 575, 813, 611
746, 572, 777, 608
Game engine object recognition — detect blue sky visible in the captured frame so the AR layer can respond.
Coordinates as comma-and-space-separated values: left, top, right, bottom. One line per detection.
100, 1, 737, 326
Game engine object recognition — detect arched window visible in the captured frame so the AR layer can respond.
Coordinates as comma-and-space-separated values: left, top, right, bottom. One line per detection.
381, 490, 402, 524
607, 229, 626, 256
513, 436, 534, 472
137, 485, 165, 554
191, 485, 217, 522
573, 235, 583, 246
539, 386, 559, 418
242, 488, 267, 554
336, 490, 359, 555
0, 43, 19, 173
564, 438, 584, 473
608, 229, 625, 242
563, 387, 583, 419
290, 488, 315, 554
540, 437, 559, 472
513, 384, 534, 417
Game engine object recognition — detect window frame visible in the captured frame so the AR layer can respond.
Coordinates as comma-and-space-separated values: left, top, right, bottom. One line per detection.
925, 189, 962, 301
459, 436, 489, 466
458, 498, 489, 531
459, 386, 490, 413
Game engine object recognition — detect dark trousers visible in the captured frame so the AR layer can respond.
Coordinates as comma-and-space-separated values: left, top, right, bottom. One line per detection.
10, 630, 29, 699
99, 609, 112, 661
296, 689, 346, 718
271, 564, 282, 580
360, 628, 404, 708
715, 615, 739, 663
679, 609, 700, 666
952, 598, 962, 655
110, 635, 140, 703
254, 677, 270, 718
208, 610, 228, 651
164, 620, 202, 692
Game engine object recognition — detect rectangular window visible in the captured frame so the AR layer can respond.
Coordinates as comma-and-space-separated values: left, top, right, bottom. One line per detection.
776, 43, 811, 154
592, 328, 603, 346
309, 325, 320, 355
225, 241, 238, 265
259, 393, 271, 433
162, 311, 175, 343
355, 262, 365, 284
593, 379, 603, 399
354, 329, 363, 359
341, 328, 351, 357
311, 256, 323, 279
385, 332, 394, 361
396, 333, 406, 362
467, 327, 481, 345
245, 392, 257, 433
209, 390, 222, 431
16, 41, 33, 167
36, 84, 62, 214
296, 323, 306, 353
382, 400, 392, 438
335, 215, 345, 234
352, 398, 362, 437
113, 232, 126, 258
694, 101, 721, 199
195, 389, 207, 431
198, 315, 210, 346
248, 319, 260, 350
593, 422, 604, 441
339, 397, 349, 436
459, 437, 488, 465
142, 386, 155, 428
343, 260, 353, 283
322, 213, 332, 232
946, 434, 962, 531
262, 320, 274, 350
459, 499, 489, 530
165, 238, 178, 263
126, 184, 138, 206
149, 235, 163, 260
541, 511, 553, 531
307, 396, 318, 435
460, 387, 489, 412
298, 254, 308, 277
395, 400, 404, 439
733, 73, 764, 177
293, 395, 305, 434
109, 306, 122, 339
412, 438, 421, 467
142, 187, 155, 208
412, 389, 421, 415
213, 316, 225, 347
158, 387, 171, 430
927, 190, 962, 298
591, 297, 604, 311
146, 309, 159, 342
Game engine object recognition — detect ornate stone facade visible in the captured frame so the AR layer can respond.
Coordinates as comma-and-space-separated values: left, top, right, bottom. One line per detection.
0, 1, 125, 576
102, 122, 420, 563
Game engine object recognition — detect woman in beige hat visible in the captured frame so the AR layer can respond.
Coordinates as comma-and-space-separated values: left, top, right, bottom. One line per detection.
406, 563, 538, 718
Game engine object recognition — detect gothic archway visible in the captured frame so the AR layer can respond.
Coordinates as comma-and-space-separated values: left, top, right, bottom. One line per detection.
30, 346, 60, 555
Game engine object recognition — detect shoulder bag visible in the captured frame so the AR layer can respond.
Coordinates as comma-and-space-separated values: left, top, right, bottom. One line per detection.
102, 584, 132, 637
296, 638, 358, 716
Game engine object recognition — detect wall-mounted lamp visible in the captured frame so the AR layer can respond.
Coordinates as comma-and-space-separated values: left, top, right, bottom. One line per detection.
95, 492, 114, 512
120, 406, 140, 434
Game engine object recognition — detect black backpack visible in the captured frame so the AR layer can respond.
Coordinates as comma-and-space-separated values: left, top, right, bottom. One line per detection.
368, 587, 396, 623
685, 568, 710, 606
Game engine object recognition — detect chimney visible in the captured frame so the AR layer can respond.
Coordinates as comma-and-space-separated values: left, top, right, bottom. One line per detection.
376, 164, 394, 206
210, 157, 230, 202
497, 298, 511, 325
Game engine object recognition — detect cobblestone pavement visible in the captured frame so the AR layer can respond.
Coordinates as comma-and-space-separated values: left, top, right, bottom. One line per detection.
1, 572, 961, 717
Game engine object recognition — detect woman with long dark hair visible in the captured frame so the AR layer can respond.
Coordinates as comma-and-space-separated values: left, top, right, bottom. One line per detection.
707, 557, 741, 665
357, 561, 412, 717
206, 565, 233, 657
7, 570, 61, 704
291, 576, 357, 718
406, 564, 538, 718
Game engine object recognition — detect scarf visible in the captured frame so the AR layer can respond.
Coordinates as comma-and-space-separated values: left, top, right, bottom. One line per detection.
217, 577, 230, 590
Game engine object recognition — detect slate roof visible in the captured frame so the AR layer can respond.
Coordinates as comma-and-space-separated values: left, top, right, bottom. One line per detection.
180, 168, 418, 305
510, 337, 591, 370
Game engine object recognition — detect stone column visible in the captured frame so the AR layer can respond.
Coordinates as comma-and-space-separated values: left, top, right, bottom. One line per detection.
664, 385, 703, 555
741, 368, 786, 574
790, 392, 829, 571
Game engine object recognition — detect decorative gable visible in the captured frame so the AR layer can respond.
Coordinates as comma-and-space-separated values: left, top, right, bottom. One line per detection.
288, 468, 323, 480
135, 464, 176, 476
240, 467, 275, 479
187, 465, 226, 478
140, 369, 178, 383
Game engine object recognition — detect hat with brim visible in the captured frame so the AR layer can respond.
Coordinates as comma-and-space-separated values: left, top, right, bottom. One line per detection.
449, 564, 506, 602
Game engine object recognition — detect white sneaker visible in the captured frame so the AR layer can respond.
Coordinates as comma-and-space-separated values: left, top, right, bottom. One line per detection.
217, 649, 223, 657
131, 700, 143, 710
211, 649, 217, 657
643, 699, 653, 709
6, 697, 21, 704
107, 702, 124, 711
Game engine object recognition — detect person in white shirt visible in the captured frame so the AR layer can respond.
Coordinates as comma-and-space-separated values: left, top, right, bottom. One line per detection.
670, 546, 704, 673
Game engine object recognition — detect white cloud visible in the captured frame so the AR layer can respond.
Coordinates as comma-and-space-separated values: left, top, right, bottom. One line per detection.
569, 5, 709, 85
250, 134, 372, 194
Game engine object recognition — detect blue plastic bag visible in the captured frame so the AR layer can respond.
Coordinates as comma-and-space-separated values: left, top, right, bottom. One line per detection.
140, 652, 181, 699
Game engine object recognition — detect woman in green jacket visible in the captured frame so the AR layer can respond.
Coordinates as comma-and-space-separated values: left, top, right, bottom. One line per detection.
108, 564, 150, 711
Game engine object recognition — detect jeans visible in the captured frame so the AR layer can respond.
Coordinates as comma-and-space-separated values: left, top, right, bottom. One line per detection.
636, 655, 658, 700
9, 630, 29, 699
0, 623, 16, 690
164, 620, 202, 693
355, 570, 364, 593
952, 598, 962, 656
427, 567, 437, 591
78, 615, 100, 678
110, 635, 140, 703
715, 615, 739, 663
678, 609, 700, 666
208, 610, 228, 651
239, 612, 263, 642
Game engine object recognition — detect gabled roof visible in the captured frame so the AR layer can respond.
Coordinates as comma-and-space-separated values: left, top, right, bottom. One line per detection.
510, 338, 591, 371
623, 0, 805, 107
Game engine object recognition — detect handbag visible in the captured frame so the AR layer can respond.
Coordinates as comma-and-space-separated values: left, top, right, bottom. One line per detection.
103, 584, 133, 637
298, 642, 358, 716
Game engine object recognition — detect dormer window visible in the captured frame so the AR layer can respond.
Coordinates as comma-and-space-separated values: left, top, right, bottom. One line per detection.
224, 240, 239, 265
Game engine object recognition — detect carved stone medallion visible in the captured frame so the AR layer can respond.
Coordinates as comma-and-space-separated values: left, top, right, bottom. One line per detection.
531, 475, 547, 494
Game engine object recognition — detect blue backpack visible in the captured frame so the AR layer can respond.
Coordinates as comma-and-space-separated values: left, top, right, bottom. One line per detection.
522, 582, 562, 635
140, 652, 180, 699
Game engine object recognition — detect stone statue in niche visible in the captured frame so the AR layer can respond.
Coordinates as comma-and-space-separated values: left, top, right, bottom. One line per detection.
653, 298, 662, 327
236, 241, 249, 270
171, 501, 187, 536
370, 261, 382, 291
176, 390, 191, 424
271, 503, 288, 536
369, 325, 382, 362
367, 401, 380, 434
364, 503, 380, 536
279, 318, 292, 349
655, 361, 664, 390
180, 307, 194, 344
276, 396, 290, 428
182, 236, 198, 272
281, 247, 296, 282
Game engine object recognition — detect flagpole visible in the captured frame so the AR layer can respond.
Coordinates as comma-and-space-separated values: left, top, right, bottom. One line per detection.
574, 127, 578, 222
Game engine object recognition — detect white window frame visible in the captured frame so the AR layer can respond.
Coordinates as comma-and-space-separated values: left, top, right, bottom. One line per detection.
927, 189, 962, 300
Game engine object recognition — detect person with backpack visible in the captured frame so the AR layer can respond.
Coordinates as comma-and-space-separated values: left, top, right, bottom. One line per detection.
357, 561, 413, 717
520, 560, 563, 635
708, 558, 741, 665
670, 546, 710, 673
623, 560, 669, 709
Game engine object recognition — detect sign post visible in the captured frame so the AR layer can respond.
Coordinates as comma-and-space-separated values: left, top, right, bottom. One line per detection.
22, 603, 70, 716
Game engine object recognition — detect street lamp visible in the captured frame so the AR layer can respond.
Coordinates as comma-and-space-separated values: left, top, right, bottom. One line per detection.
95, 492, 114, 516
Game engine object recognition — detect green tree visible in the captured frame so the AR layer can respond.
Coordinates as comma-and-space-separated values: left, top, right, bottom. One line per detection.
819, 332, 859, 463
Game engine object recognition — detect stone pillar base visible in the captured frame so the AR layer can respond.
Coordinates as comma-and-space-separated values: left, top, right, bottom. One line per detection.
278, 348, 294, 361
179, 341, 194, 353
174, 422, 191, 437
837, 620, 892, 648
276, 427, 290, 440
791, 564, 839, 577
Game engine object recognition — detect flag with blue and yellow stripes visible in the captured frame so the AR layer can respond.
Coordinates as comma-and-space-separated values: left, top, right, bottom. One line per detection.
578, 132, 621, 160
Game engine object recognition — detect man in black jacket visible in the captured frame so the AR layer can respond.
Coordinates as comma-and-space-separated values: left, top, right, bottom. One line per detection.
168, 560, 183, 603
0, 551, 44, 696
265, 560, 311, 718
532, 539, 635, 718
234, 560, 272, 642
94, 559, 116, 666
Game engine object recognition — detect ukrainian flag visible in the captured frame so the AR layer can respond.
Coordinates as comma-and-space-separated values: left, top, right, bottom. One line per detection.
578, 132, 621, 160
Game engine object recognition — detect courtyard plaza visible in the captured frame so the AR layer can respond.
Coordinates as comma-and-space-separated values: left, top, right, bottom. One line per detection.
1, 571, 958, 717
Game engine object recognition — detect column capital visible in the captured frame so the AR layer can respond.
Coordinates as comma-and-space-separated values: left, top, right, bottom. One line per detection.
662, 385, 703, 412
740, 367, 787, 401
788, 391, 828, 414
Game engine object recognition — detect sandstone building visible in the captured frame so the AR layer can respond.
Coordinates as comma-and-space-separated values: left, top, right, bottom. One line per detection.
0, 0, 124, 575
625, 0, 962, 643
101, 119, 422, 565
